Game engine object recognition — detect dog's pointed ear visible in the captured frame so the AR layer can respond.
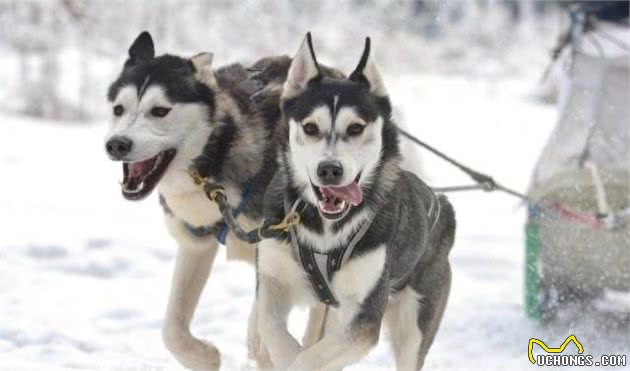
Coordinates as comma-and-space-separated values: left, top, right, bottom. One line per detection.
283, 32, 321, 99
349, 37, 386, 97
128, 31, 155, 63
191, 52, 213, 69
191, 52, 216, 86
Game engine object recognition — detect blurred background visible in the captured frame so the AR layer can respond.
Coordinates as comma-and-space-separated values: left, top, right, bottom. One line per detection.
0, 0, 560, 121
0, 1, 628, 370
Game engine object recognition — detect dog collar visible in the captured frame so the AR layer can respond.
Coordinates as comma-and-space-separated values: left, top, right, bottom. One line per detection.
159, 180, 253, 244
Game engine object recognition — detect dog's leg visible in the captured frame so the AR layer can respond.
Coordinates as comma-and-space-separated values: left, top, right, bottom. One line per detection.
248, 297, 273, 369
162, 236, 220, 371
301, 303, 328, 347
257, 274, 302, 369
411, 203, 455, 370
257, 238, 312, 369
289, 273, 388, 371
409, 259, 451, 370
384, 286, 423, 371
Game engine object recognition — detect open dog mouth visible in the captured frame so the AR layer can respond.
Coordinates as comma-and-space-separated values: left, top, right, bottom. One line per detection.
121, 149, 176, 200
313, 174, 363, 220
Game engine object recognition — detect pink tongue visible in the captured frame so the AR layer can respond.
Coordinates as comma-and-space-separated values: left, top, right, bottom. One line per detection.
321, 182, 363, 206
129, 158, 155, 178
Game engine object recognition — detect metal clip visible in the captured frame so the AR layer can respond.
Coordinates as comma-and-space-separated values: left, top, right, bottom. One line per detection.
268, 211, 301, 232
189, 168, 208, 186
205, 186, 226, 202
481, 180, 496, 192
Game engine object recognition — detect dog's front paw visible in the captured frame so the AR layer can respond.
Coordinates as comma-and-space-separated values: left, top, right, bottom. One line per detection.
163, 327, 220, 371
198, 340, 221, 371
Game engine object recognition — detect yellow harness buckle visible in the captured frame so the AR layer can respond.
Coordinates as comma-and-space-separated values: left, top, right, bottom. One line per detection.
269, 211, 301, 232
189, 166, 302, 243
189, 168, 207, 186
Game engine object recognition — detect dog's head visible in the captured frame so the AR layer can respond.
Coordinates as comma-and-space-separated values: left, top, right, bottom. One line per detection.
281, 33, 397, 221
105, 31, 215, 200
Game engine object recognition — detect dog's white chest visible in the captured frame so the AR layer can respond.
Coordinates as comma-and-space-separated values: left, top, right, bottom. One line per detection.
288, 213, 386, 306
162, 191, 223, 227
330, 247, 386, 303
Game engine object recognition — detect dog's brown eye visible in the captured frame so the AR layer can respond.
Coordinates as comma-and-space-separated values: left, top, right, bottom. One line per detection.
303, 122, 319, 136
347, 123, 364, 136
151, 106, 171, 118
113, 105, 124, 116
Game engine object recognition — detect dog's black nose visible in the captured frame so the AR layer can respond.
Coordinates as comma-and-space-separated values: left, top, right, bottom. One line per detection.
106, 136, 133, 159
317, 160, 344, 185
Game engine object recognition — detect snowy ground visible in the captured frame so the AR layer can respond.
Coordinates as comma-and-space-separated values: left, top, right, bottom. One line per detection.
1, 72, 628, 371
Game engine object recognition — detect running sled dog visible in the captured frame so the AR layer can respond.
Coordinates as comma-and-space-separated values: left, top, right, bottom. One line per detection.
104, 32, 344, 369
257, 34, 456, 370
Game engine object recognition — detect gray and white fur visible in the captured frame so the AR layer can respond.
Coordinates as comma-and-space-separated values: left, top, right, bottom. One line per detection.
256, 34, 456, 370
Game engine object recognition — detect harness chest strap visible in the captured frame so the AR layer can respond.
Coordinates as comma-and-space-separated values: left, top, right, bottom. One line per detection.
284, 189, 443, 305
285, 198, 373, 306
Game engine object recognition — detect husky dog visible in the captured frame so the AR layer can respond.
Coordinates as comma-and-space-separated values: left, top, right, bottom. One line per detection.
104, 31, 275, 370
256, 34, 456, 370
104, 32, 345, 370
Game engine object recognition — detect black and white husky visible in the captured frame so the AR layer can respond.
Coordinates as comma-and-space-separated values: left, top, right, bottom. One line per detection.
104, 32, 332, 370
257, 34, 456, 370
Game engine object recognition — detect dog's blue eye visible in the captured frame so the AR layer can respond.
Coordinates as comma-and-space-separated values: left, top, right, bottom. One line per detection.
113, 105, 124, 116
347, 123, 364, 136
151, 106, 171, 118
303, 122, 319, 136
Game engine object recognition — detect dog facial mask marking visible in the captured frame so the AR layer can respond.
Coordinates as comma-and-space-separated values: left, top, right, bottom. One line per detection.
282, 34, 388, 219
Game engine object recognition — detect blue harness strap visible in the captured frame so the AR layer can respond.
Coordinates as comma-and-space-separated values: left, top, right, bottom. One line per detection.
184, 222, 223, 238
161, 181, 254, 244
214, 181, 253, 244
214, 223, 230, 244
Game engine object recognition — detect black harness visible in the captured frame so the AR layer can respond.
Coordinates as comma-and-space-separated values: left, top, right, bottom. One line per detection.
288, 208, 373, 306
286, 190, 443, 306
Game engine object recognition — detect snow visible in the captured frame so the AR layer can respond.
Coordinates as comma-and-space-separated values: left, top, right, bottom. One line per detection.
1, 72, 628, 371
